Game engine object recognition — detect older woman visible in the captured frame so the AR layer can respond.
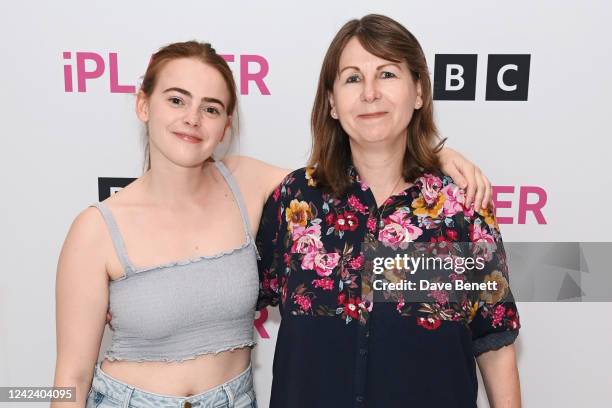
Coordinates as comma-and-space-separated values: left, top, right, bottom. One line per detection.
257, 15, 520, 408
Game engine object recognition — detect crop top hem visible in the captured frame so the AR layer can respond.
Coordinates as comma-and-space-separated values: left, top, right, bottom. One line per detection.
104, 340, 257, 363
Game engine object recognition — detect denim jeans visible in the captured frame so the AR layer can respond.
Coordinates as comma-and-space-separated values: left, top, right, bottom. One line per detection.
86, 362, 257, 408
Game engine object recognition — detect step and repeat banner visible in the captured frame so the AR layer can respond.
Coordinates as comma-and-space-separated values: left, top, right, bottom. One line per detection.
1, 1, 611, 407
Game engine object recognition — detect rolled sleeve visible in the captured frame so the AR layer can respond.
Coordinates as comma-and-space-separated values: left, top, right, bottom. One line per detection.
463, 203, 521, 356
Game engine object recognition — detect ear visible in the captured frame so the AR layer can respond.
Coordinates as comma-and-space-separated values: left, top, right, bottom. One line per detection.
328, 91, 336, 110
136, 91, 150, 122
221, 115, 232, 143
415, 81, 423, 110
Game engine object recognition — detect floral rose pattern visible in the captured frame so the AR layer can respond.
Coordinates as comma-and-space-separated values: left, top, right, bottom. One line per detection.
257, 166, 519, 340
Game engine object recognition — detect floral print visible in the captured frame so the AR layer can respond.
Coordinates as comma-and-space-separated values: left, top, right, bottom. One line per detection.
378, 208, 423, 250
256, 166, 521, 408
285, 199, 312, 231
259, 166, 519, 331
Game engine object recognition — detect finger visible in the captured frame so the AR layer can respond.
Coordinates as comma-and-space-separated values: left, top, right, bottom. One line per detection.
442, 158, 468, 189
451, 162, 468, 190
481, 173, 492, 210
473, 169, 485, 212
464, 167, 477, 209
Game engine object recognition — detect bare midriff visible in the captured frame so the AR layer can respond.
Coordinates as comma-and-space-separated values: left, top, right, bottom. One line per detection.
100, 347, 251, 396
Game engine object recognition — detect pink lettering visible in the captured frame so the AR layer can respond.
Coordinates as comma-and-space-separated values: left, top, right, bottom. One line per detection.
76, 52, 105, 93
63, 52, 73, 92
254, 307, 270, 339
492, 186, 515, 224
109, 53, 135, 93
240, 54, 270, 95
518, 186, 547, 224
65, 52, 270, 95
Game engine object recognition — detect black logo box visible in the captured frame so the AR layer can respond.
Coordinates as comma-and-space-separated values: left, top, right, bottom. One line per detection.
433, 54, 531, 101
98, 177, 136, 201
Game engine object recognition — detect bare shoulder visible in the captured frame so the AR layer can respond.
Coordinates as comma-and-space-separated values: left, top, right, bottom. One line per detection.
59, 205, 110, 266
222, 155, 291, 197
68, 206, 106, 242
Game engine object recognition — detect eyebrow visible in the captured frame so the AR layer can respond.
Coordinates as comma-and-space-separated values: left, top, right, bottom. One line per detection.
162, 87, 226, 109
339, 63, 402, 75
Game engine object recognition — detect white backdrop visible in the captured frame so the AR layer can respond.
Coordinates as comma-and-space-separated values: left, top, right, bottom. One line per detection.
2, 0, 612, 406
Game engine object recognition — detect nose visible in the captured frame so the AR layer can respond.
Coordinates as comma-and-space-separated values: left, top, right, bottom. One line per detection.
360, 78, 381, 103
183, 108, 201, 127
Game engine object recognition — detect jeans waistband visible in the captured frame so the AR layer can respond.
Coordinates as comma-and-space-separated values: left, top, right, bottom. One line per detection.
91, 362, 253, 408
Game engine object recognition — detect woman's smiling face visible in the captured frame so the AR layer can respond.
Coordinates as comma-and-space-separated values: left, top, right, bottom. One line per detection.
137, 57, 231, 168
329, 37, 423, 147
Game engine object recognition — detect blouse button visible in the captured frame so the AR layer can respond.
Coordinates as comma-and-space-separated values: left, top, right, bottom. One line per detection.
183, 402, 192, 408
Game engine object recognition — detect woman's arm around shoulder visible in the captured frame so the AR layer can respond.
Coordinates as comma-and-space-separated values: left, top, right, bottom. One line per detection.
222, 155, 291, 204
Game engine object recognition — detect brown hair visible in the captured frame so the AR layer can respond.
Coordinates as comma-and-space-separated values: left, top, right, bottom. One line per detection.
308, 14, 445, 197
139, 41, 239, 171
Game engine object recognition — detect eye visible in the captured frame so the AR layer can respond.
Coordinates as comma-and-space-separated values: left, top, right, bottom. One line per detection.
202, 106, 220, 115
381, 71, 397, 79
346, 74, 360, 84
168, 96, 184, 105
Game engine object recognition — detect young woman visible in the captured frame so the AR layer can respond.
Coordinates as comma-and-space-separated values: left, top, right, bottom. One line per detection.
53, 41, 492, 407
256, 15, 521, 408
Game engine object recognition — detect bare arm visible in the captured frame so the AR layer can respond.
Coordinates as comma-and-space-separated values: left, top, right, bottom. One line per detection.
477, 344, 521, 408
52, 208, 110, 408
228, 148, 491, 211
223, 155, 290, 202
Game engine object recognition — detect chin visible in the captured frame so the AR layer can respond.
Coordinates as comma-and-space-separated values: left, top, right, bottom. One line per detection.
150, 139, 217, 168
162, 150, 214, 168
353, 132, 394, 145
173, 158, 210, 168
360, 127, 408, 145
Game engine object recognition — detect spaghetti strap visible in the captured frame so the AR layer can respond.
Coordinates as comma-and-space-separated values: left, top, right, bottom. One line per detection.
90, 202, 134, 276
214, 160, 261, 260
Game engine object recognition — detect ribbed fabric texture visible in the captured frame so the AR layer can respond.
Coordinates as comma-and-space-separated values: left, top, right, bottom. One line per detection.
91, 161, 260, 362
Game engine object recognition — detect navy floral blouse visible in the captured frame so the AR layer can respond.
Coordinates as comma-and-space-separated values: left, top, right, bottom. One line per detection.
256, 166, 520, 408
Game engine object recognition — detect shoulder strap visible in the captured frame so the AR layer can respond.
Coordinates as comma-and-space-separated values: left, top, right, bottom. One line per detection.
214, 161, 261, 259
90, 202, 134, 275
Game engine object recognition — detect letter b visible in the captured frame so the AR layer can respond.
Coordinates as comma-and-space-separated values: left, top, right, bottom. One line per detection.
433, 54, 477, 100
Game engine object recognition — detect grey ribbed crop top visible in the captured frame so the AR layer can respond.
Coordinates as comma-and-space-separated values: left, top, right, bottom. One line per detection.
91, 161, 260, 362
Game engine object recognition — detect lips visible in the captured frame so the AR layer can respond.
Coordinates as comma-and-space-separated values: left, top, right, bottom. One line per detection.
358, 112, 387, 119
173, 132, 203, 143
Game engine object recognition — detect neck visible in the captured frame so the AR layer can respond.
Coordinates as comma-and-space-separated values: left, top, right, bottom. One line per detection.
141, 151, 215, 209
350, 137, 410, 205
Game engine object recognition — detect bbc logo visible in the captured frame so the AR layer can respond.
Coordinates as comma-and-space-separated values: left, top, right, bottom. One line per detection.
98, 177, 135, 201
433, 54, 531, 101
